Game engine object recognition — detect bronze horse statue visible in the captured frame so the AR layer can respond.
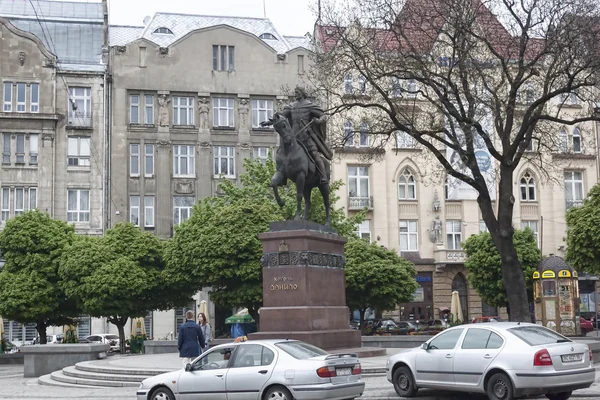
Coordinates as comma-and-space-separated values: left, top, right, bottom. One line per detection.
270, 112, 331, 225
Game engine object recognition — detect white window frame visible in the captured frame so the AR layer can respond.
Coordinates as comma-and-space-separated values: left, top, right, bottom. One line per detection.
2, 133, 9, 164
16, 83, 26, 112
356, 220, 371, 241
68, 137, 91, 167
213, 146, 236, 178
144, 95, 154, 124
130, 195, 140, 226
344, 121, 354, 147
446, 220, 462, 250
174, 196, 195, 226
68, 87, 92, 126
344, 73, 353, 94
572, 128, 582, 153
173, 96, 194, 126
212, 45, 235, 71
395, 130, 415, 148
15, 134, 25, 163
130, 144, 140, 176
212, 98, 235, 128
28, 187, 37, 210
520, 172, 536, 202
359, 122, 369, 147
521, 220, 539, 247
145, 144, 154, 177
253, 147, 269, 164
398, 168, 417, 200
144, 195, 155, 227
130, 94, 140, 124
391, 77, 402, 97
559, 127, 568, 152
348, 166, 369, 198
67, 189, 90, 223
1, 187, 9, 222
251, 99, 274, 128
14, 188, 24, 216
173, 145, 195, 177
406, 78, 417, 97
479, 220, 489, 233
29, 134, 38, 165
358, 75, 366, 92
3, 82, 12, 112
30, 83, 39, 113
564, 171, 584, 209
400, 220, 418, 251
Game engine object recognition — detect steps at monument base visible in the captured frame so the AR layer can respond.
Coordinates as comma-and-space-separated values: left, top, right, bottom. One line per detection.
38, 373, 102, 388
49, 370, 139, 387
75, 360, 174, 376
63, 365, 150, 382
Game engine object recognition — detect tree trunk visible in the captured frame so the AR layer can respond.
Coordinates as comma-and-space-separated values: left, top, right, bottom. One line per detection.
109, 316, 128, 354
36, 320, 47, 345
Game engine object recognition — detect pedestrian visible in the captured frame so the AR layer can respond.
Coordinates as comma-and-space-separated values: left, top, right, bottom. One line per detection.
178, 310, 205, 366
197, 312, 211, 354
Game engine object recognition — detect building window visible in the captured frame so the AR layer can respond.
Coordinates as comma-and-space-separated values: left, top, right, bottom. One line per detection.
520, 172, 536, 202
348, 166, 369, 198
172, 96, 194, 126
30, 83, 39, 113
1, 188, 9, 222
344, 121, 354, 147
145, 144, 154, 177
16, 83, 26, 112
153, 27, 173, 34
398, 168, 417, 200
344, 73, 353, 94
66, 137, 91, 167
29, 187, 37, 210
406, 78, 417, 97
2, 133, 10, 164
173, 145, 195, 177
67, 189, 90, 222
174, 196, 194, 226
359, 122, 369, 147
213, 146, 235, 178
3, 82, 11, 112
251, 99, 273, 128
213, 98, 235, 127
253, 147, 269, 164
144, 95, 154, 124
358, 75, 366, 92
130, 95, 139, 124
355, 220, 371, 241
14, 188, 24, 216
572, 128, 582, 153
129, 144, 139, 176
129, 195, 140, 226
522, 220, 539, 246
561, 90, 579, 105
15, 134, 25, 163
400, 220, 418, 251
68, 87, 92, 126
559, 127, 568, 152
446, 220, 462, 250
144, 196, 154, 227
479, 220, 488, 233
297, 54, 304, 73
29, 134, 38, 164
391, 77, 402, 97
395, 130, 415, 148
212, 45, 235, 71
564, 171, 584, 209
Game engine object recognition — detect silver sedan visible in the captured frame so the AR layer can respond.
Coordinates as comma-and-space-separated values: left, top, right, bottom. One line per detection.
137, 339, 365, 400
386, 322, 595, 400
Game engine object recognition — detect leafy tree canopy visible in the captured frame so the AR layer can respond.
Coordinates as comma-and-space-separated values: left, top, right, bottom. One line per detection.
0, 210, 78, 343
463, 229, 541, 310
344, 238, 418, 332
566, 183, 600, 273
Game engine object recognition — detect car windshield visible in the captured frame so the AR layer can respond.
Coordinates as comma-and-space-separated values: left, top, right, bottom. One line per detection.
105, 335, 119, 340
508, 326, 571, 345
275, 341, 329, 359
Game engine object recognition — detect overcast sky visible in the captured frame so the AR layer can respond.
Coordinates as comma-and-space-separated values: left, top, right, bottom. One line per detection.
103, 0, 317, 36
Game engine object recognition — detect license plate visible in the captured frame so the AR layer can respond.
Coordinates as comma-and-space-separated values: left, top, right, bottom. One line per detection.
337, 368, 352, 376
561, 353, 583, 363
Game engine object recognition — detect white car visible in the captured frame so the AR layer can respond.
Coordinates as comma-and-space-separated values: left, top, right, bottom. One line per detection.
84, 334, 120, 352
137, 339, 364, 400
387, 322, 595, 400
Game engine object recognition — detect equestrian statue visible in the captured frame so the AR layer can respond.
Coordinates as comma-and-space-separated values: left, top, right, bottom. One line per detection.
260, 87, 334, 225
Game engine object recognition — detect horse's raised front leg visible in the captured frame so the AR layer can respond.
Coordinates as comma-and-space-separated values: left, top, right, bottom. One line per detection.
319, 182, 331, 226
295, 174, 305, 220
271, 172, 285, 207
303, 186, 312, 220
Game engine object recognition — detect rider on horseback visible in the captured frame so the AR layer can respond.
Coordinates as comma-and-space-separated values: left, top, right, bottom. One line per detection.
261, 87, 332, 185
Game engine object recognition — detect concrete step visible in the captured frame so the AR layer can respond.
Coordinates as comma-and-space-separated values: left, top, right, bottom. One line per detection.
63, 365, 151, 383
37, 373, 106, 389
50, 370, 139, 387
75, 360, 174, 376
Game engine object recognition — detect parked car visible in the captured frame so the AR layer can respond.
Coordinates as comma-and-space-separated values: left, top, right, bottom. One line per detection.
419, 319, 449, 329
580, 317, 594, 336
396, 321, 419, 335
472, 316, 504, 323
84, 334, 120, 352
386, 322, 595, 400
136, 339, 365, 400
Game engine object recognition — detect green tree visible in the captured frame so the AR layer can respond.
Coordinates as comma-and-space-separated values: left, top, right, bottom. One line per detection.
463, 229, 541, 316
566, 184, 600, 273
344, 238, 418, 334
165, 157, 364, 324
0, 210, 78, 344
59, 223, 192, 352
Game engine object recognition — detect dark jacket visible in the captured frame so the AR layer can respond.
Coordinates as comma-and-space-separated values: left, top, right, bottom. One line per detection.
178, 320, 205, 358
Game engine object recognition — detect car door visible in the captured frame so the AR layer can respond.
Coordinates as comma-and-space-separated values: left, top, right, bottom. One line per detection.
178, 347, 234, 400
453, 328, 504, 387
225, 343, 276, 400
414, 328, 464, 387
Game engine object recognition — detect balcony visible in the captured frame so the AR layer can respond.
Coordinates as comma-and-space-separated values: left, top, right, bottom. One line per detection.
68, 111, 91, 128
434, 249, 466, 267
566, 199, 583, 210
348, 196, 373, 211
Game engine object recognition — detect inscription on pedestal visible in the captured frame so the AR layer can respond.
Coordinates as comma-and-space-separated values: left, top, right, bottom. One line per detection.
261, 251, 345, 268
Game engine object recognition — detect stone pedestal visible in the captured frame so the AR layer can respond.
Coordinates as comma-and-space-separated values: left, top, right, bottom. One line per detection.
249, 220, 361, 350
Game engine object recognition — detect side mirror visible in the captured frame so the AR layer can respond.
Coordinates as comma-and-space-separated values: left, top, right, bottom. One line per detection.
421, 343, 429, 350
185, 363, 192, 372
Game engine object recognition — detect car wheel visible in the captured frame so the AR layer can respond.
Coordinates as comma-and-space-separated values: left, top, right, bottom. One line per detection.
392, 366, 418, 397
151, 387, 175, 400
264, 385, 293, 400
486, 372, 514, 400
546, 392, 572, 400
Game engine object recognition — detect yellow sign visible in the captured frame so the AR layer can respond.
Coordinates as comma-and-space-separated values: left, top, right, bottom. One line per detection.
533, 272, 540, 279
542, 271, 556, 278
558, 270, 571, 278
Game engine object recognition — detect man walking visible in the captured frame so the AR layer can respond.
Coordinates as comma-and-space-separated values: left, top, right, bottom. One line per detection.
178, 310, 205, 365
